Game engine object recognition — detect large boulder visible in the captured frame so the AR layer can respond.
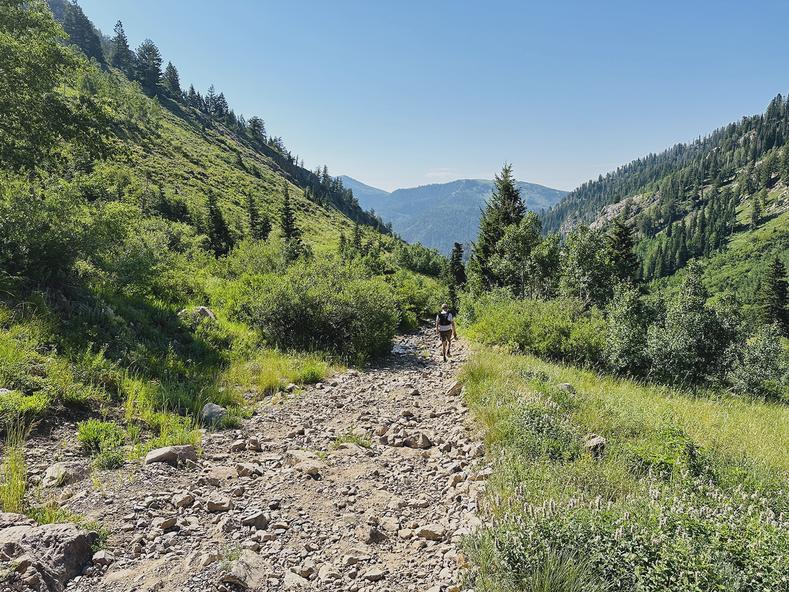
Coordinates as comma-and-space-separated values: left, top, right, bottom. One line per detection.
41, 462, 87, 488
221, 550, 268, 589
0, 513, 98, 592
144, 445, 197, 466
584, 434, 607, 459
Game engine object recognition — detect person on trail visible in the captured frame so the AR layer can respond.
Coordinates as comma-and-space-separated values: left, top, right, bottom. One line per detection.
435, 303, 457, 362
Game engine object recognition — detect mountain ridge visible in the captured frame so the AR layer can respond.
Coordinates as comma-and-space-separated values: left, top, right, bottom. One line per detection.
339, 175, 567, 253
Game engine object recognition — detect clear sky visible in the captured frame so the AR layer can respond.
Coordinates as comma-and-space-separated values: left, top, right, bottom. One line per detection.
80, 0, 789, 192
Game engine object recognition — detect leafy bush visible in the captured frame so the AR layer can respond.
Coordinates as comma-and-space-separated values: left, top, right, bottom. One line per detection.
0, 421, 28, 513
228, 260, 399, 362
464, 293, 605, 367
728, 323, 788, 399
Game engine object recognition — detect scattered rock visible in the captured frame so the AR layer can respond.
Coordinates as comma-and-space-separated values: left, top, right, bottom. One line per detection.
557, 383, 576, 393
318, 563, 341, 581
92, 550, 115, 567
144, 445, 197, 466
416, 523, 446, 541
446, 380, 463, 397
584, 434, 607, 458
221, 549, 267, 589
283, 571, 311, 589
207, 496, 233, 513
0, 515, 98, 591
41, 462, 84, 488
201, 402, 227, 426
172, 491, 195, 508
240, 510, 269, 530
403, 432, 432, 449
356, 525, 386, 544
362, 566, 386, 581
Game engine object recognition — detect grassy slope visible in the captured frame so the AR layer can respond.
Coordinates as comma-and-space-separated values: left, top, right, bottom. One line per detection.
105, 82, 374, 253
461, 347, 788, 591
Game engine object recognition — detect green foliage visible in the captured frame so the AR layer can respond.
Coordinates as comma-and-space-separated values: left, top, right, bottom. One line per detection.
0, 419, 28, 513
646, 264, 727, 385
728, 323, 789, 399
229, 260, 400, 363
394, 242, 446, 277
461, 349, 789, 592
332, 431, 372, 449
604, 283, 647, 375
471, 163, 526, 288
463, 293, 605, 367
0, 0, 107, 170
76, 419, 124, 453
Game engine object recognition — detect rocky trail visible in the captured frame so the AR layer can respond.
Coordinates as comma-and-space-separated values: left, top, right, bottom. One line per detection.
3, 329, 486, 592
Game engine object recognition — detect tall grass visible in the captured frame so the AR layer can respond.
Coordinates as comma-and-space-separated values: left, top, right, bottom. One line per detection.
461, 348, 789, 592
0, 418, 29, 513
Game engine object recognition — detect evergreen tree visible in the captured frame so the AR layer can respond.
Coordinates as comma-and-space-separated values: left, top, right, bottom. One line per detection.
206, 192, 233, 256
248, 116, 266, 140
163, 62, 181, 98
246, 194, 270, 241
280, 184, 300, 241
135, 39, 162, 95
205, 84, 217, 114
780, 146, 789, 183
63, 2, 104, 63
352, 221, 362, 253
471, 163, 525, 287
751, 189, 764, 229
757, 258, 788, 331
110, 21, 135, 76
606, 218, 639, 283
214, 92, 229, 117
449, 243, 467, 287
338, 232, 348, 259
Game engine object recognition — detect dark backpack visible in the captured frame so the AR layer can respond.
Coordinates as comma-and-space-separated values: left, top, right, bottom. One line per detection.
438, 311, 451, 325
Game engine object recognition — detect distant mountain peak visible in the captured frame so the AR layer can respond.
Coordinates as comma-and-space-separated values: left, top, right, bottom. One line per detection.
340, 175, 567, 253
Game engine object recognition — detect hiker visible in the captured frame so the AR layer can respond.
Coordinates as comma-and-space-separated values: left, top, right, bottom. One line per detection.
435, 303, 457, 361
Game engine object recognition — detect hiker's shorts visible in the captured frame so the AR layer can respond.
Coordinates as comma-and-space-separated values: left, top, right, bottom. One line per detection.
439, 330, 453, 343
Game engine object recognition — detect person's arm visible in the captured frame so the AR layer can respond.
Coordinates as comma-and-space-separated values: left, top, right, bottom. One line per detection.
435, 315, 440, 334
452, 318, 458, 338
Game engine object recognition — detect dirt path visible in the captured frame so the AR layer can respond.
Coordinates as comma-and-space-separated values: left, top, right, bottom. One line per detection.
25, 329, 484, 592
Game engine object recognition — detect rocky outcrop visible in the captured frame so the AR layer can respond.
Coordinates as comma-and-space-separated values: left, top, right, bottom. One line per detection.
0, 513, 97, 592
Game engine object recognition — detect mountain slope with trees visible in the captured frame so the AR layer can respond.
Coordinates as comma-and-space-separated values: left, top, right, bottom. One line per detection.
0, 0, 448, 452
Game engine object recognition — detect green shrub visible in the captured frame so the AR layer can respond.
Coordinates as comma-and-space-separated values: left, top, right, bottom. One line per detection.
229, 260, 399, 363
76, 419, 125, 453
464, 294, 605, 367
728, 323, 788, 399
93, 448, 124, 470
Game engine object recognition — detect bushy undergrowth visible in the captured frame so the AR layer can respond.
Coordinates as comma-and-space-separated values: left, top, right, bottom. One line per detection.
462, 291, 605, 367
461, 350, 789, 592
462, 267, 788, 399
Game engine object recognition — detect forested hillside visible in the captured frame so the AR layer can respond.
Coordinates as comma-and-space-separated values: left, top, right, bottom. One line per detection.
0, 0, 447, 448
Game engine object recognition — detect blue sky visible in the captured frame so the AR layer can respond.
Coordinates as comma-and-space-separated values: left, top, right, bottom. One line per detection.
80, 0, 789, 192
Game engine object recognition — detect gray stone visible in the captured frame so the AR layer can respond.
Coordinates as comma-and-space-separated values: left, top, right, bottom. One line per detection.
416, 523, 446, 541
221, 549, 267, 589
144, 445, 197, 466
584, 434, 607, 458
0, 519, 97, 592
403, 432, 432, 449
200, 402, 227, 426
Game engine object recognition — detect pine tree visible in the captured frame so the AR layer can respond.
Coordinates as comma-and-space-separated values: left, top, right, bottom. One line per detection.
205, 84, 217, 114
751, 189, 764, 229
206, 192, 233, 256
280, 184, 300, 241
246, 194, 270, 241
780, 146, 789, 183
63, 2, 104, 63
471, 163, 525, 287
110, 21, 135, 76
449, 243, 467, 287
607, 218, 639, 283
247, 116, 266, 140
351, 221, 363, 253
757, 258, 788, 331
163, 62, 181, 98
135, 39, 162, 95
338, 232, 348, 258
